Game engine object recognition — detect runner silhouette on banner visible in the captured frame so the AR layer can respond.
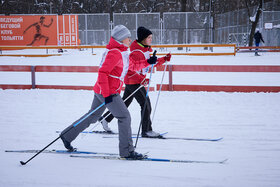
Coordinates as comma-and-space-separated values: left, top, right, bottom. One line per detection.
23, 16, 53, 46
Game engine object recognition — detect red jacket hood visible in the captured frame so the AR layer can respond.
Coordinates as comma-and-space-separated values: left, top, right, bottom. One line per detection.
106, 37, 128, 52
130, 40, 153, 53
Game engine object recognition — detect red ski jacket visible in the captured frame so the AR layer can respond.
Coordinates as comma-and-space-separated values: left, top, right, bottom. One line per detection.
93, 37, 150, 97
124, 40, 166, 85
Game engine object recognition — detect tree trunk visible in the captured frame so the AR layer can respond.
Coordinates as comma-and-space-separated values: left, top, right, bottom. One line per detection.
178, 0, 186, 47
246, 0, 263, 47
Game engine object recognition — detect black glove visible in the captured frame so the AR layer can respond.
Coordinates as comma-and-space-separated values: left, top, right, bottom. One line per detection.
147, 50, 157, 64
105, 95, 113, 104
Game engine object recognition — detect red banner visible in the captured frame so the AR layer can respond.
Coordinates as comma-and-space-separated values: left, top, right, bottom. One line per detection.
57, 15, 79, 46
0, 15, 79, 46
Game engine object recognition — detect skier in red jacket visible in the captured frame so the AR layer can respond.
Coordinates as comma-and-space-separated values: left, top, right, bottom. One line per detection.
60, 25, 157, 159
99, 26, 171, 138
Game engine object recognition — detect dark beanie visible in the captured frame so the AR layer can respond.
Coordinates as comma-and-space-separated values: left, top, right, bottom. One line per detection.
137, 27, 152, 43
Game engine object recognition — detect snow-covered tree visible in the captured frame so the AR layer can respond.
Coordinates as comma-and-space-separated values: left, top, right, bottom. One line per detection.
244, 0, 263, 46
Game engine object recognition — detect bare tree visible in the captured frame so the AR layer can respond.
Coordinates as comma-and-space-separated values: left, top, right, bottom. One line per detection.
177, 0, 186, 45
245, 0, 263, 46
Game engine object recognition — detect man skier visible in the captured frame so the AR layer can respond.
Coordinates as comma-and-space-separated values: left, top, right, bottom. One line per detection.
254, 28, 265, 56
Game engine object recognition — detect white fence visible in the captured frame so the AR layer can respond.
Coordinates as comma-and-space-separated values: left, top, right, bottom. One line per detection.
215, 9, 280, 46
9, 11, 279, 46
262, 11, 280, 46
77, 14, 110, 45
163, 12, 211, 44
78, 12, 211, 45
113, 13, 161, 44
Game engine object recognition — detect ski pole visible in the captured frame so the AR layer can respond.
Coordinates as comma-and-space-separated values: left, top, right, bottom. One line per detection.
134, 50, 157, 148
151, 57, 169, 124
20, 102, 105, 165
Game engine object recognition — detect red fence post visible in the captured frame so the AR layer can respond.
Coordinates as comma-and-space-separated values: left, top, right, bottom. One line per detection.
168, 64, 173, 91
31, 66, 36, 89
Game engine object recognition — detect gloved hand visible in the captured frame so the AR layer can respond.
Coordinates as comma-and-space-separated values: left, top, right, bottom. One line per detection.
141, 78, 149, 86
105, 95, 113, 105
147, 50, 157, 64
164, 53, 171, 61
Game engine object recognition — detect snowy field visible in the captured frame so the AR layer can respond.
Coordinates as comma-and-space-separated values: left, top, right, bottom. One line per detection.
1, 50, 280, 187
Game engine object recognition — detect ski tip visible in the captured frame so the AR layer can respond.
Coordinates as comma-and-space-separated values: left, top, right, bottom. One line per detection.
220, 158, 228, 164
5, 150, 16, 152
160, 132, 168, 136
213, 137, 223, 141
20, 161, 26, 165
219, 137, 224, 141
207, 137, 223, 141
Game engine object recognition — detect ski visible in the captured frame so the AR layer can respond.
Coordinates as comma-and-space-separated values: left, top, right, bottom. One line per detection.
160, 137, 223, 142
55, 130, 222, 142
56, 130, 169, 136
5, 149, 118, 156
84, 130, 118, 135
57, 130, 129, 135
56, 130, 118, 135
70, 155, 228, 164
103, 136, 223, 142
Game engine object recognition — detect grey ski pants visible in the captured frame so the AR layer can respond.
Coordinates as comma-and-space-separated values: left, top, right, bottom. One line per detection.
60, 93, 134, 157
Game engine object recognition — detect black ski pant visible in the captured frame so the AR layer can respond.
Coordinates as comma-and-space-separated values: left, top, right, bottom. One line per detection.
100, 84, 153, 134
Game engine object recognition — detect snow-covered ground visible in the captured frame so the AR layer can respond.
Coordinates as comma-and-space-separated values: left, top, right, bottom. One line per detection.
0, 50, 280, 187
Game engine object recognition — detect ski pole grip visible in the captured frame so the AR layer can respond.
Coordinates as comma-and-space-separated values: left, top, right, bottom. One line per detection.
153, 50, 157, 57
